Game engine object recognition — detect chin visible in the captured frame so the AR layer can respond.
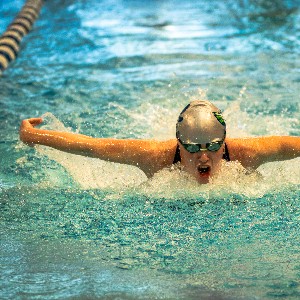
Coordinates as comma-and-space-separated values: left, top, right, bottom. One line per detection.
195, 173, 211, 184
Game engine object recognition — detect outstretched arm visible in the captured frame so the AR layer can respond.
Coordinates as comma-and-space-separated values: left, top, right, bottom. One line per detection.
227, 136, 300, 169
20, 118, 177, 177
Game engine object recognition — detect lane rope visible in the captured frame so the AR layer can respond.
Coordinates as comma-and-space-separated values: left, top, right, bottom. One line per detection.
0, 0, 44, 75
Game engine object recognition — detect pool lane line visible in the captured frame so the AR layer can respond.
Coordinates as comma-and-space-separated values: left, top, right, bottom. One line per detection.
0, 0, 44, 75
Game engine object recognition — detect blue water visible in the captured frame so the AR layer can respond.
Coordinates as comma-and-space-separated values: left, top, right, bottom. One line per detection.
1, 0, 300, 299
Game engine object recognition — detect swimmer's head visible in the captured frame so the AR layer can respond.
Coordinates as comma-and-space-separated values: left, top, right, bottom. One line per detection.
176, 100, 226, 144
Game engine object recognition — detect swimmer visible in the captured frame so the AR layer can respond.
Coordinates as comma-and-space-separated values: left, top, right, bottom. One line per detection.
19, 100, 300, 184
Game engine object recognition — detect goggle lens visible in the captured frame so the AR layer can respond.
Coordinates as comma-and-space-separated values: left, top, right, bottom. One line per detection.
181, 141, 223, 153
184, 144, 201, 153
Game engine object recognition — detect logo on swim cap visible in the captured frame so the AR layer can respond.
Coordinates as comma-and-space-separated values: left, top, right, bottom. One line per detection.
213, 112, 226, 126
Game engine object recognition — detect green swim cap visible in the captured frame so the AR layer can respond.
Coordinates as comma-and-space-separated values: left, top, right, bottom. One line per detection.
176, 100, 226, 144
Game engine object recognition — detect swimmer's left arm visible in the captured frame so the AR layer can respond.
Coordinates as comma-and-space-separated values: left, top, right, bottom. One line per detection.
227, 136, 300, 169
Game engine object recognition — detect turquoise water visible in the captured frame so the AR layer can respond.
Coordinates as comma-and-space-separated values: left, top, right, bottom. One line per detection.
1, 0, 300, 299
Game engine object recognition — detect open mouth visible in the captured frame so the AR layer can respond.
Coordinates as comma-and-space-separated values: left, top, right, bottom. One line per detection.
197, 165, 211, 176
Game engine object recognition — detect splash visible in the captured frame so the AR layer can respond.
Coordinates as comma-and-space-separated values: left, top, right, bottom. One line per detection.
135, 158, 300, 200
224, 100, 299, 138
21, 101, 299, 198
36, 113, 147, 190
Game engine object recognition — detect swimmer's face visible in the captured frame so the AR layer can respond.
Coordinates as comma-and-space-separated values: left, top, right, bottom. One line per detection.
179, 140, 225, 184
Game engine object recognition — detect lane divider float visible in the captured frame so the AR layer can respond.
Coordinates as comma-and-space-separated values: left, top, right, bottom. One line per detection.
0, 0, 44, 74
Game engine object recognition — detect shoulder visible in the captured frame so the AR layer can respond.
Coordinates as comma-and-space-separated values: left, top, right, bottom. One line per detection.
226, 137, 271, 169
130, 138, 178, 176
226, 136, 300, 169
147, 139, 178, 167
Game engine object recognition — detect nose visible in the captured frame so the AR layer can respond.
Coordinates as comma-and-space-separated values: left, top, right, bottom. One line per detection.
196, 150, 209, 162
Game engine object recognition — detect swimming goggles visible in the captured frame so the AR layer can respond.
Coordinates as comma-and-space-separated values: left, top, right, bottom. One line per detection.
178, 139, 224, 153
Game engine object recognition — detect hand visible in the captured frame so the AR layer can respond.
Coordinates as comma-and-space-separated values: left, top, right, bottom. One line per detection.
19, 118, 43, 145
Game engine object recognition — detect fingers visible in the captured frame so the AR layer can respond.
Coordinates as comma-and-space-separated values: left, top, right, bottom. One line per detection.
20, 118, 42, 145
20, 117, 43, 129
27, 117, 43, 127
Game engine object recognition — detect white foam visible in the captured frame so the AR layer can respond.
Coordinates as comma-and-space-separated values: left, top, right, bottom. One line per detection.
224, 100, 299, 138
135, 157, 300, 200
31, 100, 299, 197
36, 113, 147, 190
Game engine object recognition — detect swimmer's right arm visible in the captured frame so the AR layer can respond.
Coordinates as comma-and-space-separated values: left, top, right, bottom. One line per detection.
20, 118, 95, 148
19, 118, 177, 177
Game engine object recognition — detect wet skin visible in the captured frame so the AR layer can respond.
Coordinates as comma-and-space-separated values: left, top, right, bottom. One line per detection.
179, 142, 225, 184
19, 119, 300, 180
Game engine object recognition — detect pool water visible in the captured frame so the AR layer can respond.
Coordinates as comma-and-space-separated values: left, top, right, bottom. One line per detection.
1, 0, 300, 299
